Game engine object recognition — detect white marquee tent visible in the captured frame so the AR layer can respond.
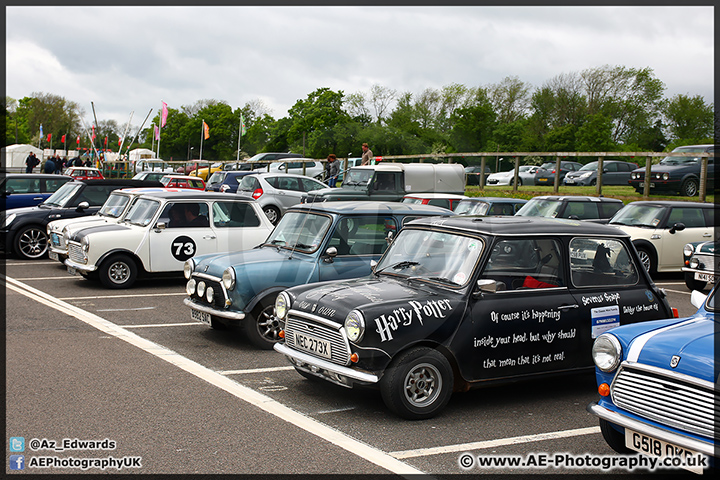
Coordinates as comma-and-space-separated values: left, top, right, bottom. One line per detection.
1, 144, 44, 170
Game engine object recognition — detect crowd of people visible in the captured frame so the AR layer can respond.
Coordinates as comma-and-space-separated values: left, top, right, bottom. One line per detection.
323, 142, 374, 187
25, 152, 93, 174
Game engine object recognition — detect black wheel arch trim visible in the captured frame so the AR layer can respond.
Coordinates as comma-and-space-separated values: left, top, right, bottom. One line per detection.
96, 249, 146, 275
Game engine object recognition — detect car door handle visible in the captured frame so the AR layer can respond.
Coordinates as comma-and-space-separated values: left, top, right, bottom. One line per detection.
202, 235, 216, 240
557, 304, 579, 310
33, 197, 44, 200
703, 233, 712, 237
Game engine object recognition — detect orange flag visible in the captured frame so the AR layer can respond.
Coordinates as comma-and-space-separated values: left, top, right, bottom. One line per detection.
203, 121, 210, 140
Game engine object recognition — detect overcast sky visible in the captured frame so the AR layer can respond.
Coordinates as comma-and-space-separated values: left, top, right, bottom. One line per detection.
6, 5, 715, 130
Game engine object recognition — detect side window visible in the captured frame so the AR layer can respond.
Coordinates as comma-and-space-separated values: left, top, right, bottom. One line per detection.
277, 176, 301, 191
563, 202, 599, 219
666, 208, 705, 228
44, 179, 67, 193
212, 201, 261, 228
481, 238, 565, 290
329, 216, 395, 256
428, 199, 450, 209
74, 186, 113, 206
703, 208, 715, 226
605, 163, 618, 172
163, 202, 210, 228
569, 238, 638, 287
5, 178, 40, 193
374, 173, 396, 191
300, 178, 322, 192
488, 203, 515, 216
600, 202, 623, 219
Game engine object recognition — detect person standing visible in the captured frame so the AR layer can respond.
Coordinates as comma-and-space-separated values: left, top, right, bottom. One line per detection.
43, 156, 56, 174
25, 152, 39, 173
326, 154, 340, 187
361, 143, 373, 166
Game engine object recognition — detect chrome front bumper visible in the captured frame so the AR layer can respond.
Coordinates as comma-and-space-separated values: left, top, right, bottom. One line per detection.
183, 297, 246, 321
274, 342, 379, 386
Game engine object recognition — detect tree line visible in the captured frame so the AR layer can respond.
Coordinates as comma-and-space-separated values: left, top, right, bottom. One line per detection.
3, 65, 714, 167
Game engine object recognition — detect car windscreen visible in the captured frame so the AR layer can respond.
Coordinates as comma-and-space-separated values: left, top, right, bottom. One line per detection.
264, 211, 332, 253
578, 162, 598, 171
375, 228, 484, 287
98, 192, 131, 218
124, 198, 161, 226
515, 199, 563, 218
608, 204, 666, 228
659, 155, 700, 166
454, 201, 489, 216
343, 169, 373, 186
42, 182, 82, 207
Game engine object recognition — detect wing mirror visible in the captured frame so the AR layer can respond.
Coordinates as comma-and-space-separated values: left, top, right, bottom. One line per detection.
473, 279, 503, 298
155, 222, 167, 230
76, 201, 90, 211
669, 222, 686, 234
323, 246, 338, 263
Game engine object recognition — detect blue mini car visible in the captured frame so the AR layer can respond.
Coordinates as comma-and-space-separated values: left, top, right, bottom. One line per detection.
587, 287, 716, 474
183, 201, 454, 349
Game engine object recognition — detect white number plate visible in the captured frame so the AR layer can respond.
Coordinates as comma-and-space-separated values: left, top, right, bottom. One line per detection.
190, 308, 212, 325
565, 179, 575, 184
649, 182, 655, 187
67, 266, 77, 276
49, 251, 59, 261
695, 272, 716, 283
625, 428, 705, 474
294, 332, 332, 359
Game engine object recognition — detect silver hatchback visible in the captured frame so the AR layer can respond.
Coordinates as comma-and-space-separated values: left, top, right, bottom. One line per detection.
236, 173, 328, 224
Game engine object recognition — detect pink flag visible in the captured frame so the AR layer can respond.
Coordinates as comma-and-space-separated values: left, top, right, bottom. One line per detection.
155, 125, 160, 141
161, 101, 168, 128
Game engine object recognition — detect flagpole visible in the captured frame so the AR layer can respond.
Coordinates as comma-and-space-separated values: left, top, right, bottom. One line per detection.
117, 111, 134, 156
123, 108, 153, 158
199, 119, 204, 161
151, 122, 156, 153
79, 117, 102, 162
237, 119, 241, 162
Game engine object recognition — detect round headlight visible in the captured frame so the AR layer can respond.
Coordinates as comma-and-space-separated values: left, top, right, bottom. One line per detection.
275, 292, 290, 321
591, 334, 622, 372
186, 279, 197, 296
690, 258, 700, 269
683, 244, 695, 258
197, 281, 206, 298
344, 310, 365, 343
662, 173, 670, 181
81, 236, 90, 252
183, 259, 195, 279
222, 267, 236, 291
206, 286, 215, 303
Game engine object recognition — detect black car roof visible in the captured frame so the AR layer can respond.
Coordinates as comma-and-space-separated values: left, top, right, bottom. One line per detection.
458, 197, 527, 203
407, 215, 630, 237
289, 201, 454, 216
621, 200, 715, 208
529, 195, 623, 203
69, 179, 164, 187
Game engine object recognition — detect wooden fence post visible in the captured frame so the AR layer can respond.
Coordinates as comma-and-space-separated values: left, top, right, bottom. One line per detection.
554, 156, 561, 193
596, 156, 604, 196
643, 155, 652, 199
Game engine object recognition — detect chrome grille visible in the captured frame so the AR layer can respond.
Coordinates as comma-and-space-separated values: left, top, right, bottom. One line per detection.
68, 243, 86, 264
611, 365, 718, 439
693, 253, 718, 271
284, 312, 349, 366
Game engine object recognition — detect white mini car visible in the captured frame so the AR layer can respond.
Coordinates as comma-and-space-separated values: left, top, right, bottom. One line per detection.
64, 190, 274, 288
47, 187, 182, 263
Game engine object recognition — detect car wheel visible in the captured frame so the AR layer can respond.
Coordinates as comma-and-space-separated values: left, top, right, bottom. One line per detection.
380, 347, 453, 420
590, 179, 597, 186
15, 225, 49, 259
684, 273, 707, 292
263, 206, 281, 225
516, 177, 522, 186
680, 178, 698, 197
635, 246, 656, 274
244, 297, 282, 349
99, 254, 138, 289
599, 419, 630, 454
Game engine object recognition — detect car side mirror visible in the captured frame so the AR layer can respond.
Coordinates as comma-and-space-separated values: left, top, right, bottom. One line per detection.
473, 279, 501, 298
568, 215, 580, 220
77, 201, 90, 211
156, 222, 167, 230
386, 231, 395, 244
669, 222, 686, 234
323, 246, 337, 263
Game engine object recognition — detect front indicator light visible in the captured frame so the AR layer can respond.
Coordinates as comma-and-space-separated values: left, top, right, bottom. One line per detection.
598, 383, 610, 397
350, 353, 359, 363
672, 308, 679, 318
279, 330, 285, 339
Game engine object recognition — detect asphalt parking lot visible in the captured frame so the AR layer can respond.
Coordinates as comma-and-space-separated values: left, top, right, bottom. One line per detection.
3, 257, 702, 475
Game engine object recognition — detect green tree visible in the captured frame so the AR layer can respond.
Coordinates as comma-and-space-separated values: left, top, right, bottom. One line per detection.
575, 114, 615, 152
448, 89, 496, 153
287, 87, 350, 157
13, 93, 82, 148
663, 94, 714, 143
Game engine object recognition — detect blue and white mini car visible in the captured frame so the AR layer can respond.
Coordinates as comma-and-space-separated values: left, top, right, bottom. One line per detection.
587, 287, 717, 474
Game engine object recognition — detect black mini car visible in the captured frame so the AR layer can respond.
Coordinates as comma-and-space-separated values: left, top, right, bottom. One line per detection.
1, 178, 162, 259
273, 216, 674, 419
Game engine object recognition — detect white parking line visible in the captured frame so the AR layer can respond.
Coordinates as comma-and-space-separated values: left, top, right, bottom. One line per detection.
120, 322, 203, 328
99, 307, 157, 312
389, 426, 601, 459
2, 275, 424, 476
16, 277, 77, 281
218, 366, 295, 375
60, 293, 186, 300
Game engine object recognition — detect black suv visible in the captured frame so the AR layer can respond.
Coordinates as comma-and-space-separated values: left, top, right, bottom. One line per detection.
628, 144, 714, 197
1, 179, 162, 259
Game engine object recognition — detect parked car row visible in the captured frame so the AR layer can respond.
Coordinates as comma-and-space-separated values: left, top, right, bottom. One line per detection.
8, 179, 716, 470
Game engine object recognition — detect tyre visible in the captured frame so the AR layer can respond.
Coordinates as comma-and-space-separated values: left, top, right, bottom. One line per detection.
589, 179, 597, 186
684, 272, 707, 292
380, 347, 453, 420
244, 297, 282, 349
680, 178, 699, 197
635, 246, 656, 274
599, 419, 630, 454
263, 206, 281, 225
15, 225, 49, 259
516, 177, 522, 186
98, 254, 138, 289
